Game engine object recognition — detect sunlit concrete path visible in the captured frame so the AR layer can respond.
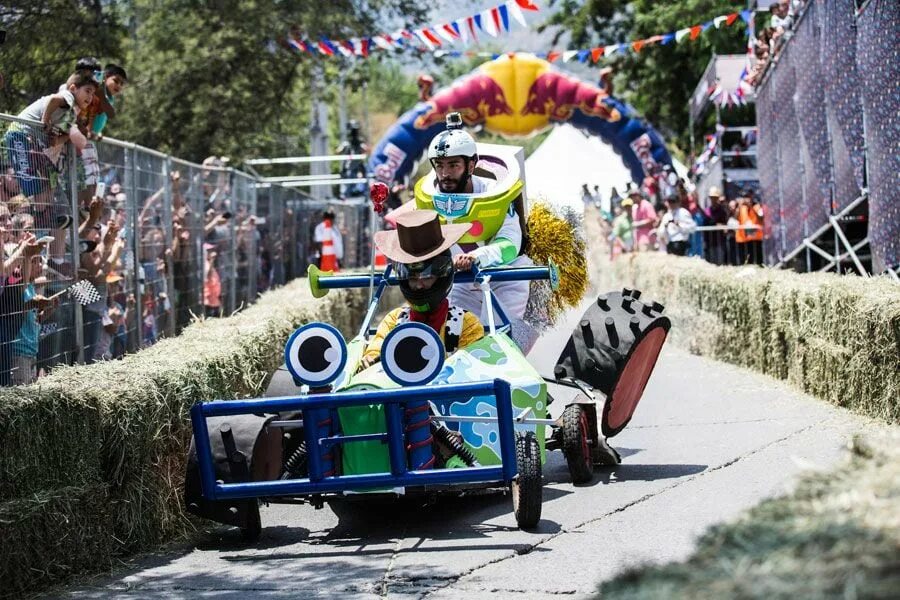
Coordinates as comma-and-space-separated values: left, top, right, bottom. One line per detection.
57, 296, 875, 599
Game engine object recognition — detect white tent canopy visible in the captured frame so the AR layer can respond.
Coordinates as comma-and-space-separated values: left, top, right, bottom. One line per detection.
524, 123, 686, 213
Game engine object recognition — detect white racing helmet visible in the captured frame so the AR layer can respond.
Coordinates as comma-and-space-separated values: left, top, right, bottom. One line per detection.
427, 112, 477, 161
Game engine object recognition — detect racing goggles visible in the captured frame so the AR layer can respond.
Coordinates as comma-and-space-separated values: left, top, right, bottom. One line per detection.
392, 254, 453, 281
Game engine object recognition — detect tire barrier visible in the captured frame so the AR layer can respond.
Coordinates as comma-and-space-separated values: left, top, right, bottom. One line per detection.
368, 53, 672, 185
554, 289, 671, 437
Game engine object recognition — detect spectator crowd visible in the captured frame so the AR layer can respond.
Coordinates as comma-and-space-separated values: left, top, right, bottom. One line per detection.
591, 173, 765, 267
0, 57, 334, 387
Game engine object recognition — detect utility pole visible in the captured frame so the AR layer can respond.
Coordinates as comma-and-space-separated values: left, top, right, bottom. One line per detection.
309, 63, 331, 201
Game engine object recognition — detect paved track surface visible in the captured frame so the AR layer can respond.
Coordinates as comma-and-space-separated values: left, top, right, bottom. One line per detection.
62, 300, 872, 599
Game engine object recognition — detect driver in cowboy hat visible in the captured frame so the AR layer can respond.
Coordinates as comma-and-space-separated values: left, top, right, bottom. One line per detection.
360, 210, 484, 369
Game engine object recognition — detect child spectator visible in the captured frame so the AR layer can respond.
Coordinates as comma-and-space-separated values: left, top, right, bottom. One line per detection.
11, 250, 58, 385
5, 71, 98, 207
76, 63, 127, 205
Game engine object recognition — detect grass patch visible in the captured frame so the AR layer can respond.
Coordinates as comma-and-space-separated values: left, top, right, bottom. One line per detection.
599, 432, 900, 599
0, 278, 367, 598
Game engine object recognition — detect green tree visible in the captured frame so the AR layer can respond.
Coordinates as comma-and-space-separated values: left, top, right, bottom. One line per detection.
0, 1, 125, 113
117, 0, 427, 162
543, 0, 748, 156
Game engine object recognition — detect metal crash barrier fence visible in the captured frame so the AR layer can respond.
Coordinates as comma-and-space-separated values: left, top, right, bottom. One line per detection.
0, 111, 371, 385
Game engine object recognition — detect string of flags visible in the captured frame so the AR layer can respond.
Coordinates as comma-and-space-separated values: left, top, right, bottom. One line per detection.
284, 0, 540, 59
708, 75, 756, 108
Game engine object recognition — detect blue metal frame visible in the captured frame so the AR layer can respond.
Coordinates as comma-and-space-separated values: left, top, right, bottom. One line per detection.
190, 379, 517, 501
351, 263, 544, 337
322, 265, 554, 292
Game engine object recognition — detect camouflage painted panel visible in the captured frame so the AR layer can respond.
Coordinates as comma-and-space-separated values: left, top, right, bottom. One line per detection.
434, 333, 547, 465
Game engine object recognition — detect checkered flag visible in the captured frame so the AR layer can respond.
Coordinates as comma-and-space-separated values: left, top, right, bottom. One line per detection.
67, 280, 101, 305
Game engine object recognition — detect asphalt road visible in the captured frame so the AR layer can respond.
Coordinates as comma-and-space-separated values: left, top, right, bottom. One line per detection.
62, 299, 873, 599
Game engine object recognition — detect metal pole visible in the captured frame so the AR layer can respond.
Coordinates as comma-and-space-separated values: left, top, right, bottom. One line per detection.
228, 169, 237, 313
128, 146, 141, 351
69, 140, 84, 364
248, 176, 258, 305
162, 156, 175, 337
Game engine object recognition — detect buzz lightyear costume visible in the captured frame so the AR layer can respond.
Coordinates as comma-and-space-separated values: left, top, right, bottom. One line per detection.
414, 115, 533, 324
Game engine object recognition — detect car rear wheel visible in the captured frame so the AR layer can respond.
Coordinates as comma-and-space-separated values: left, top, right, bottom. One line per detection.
562, 404, 594, 484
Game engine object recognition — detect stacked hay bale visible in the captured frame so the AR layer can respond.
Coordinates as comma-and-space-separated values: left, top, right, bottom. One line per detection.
0, 279, 367, 597
595, 253, 899, 423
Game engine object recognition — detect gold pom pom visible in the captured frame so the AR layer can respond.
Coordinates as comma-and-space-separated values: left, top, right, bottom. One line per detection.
525, 202, 588, 327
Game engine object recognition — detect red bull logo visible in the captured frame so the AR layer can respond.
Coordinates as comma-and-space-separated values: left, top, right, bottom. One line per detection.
630, 133, 658, 176
414, 73, 514, 130
522, 71, 621, 123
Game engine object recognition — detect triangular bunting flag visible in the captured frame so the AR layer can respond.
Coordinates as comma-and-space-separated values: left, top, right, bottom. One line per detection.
437, 24, 458, 43
479, 9, 498, 36
507, 0, 528, 28
562, 50, 579, 62
675, 28, 691, 43
467, 16, 478, 42
423, 28, 442, 46
414, 29, 434, 49
515, 0, 539, 10
498, 4, 510, 31
661, 32, 676, 45
577, 49, 590, 63
491, 7, 502, 34
726, 13, 739, 26
338, 40, 354, 57
632, 39, 645, 53
318, 38, 337, 56
690, 25, 703, 40
713, 15, 728, 28
604, 43, 620, 55
547, 50, 561, 63
591, 47, 605, 62
456, 19, 468, 43
739, 10, 753, 24
373, 35, 393, 51
361, 39, 370, 57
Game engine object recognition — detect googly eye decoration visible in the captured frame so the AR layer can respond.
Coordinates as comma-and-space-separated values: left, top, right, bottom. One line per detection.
284, 322, 347, 387
381, 322, 445, 386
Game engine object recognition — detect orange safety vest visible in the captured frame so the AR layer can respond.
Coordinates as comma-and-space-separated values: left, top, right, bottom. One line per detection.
736, 204, 764, 243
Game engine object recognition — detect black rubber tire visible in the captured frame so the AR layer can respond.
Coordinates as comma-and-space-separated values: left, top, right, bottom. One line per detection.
562, 405, 594, 484
241, 499, 262, 542
511, 431, 542, 530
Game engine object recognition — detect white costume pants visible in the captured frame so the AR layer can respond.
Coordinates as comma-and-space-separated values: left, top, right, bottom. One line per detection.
450, 255, 533, 324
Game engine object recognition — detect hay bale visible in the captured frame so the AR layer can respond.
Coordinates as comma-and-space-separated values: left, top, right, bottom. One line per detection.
592, 251, 900, 424
0, 278, 367, 597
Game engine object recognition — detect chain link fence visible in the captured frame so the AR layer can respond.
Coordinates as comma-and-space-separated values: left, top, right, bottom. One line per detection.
1, 112, 370, 385
757, 0, 898, 273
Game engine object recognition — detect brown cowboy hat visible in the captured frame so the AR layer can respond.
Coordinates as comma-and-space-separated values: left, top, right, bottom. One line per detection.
374, 210, 469, 264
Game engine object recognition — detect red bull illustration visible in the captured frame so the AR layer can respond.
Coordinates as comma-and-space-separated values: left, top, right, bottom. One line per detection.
369, 53, 672, 184
414, 74, 515, 130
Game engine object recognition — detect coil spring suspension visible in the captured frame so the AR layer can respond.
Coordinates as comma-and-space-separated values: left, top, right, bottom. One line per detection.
431, 422, 477, 466
281, 441, 308, 480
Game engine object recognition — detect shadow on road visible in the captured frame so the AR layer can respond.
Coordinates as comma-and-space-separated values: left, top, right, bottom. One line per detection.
595, 463, 708, 484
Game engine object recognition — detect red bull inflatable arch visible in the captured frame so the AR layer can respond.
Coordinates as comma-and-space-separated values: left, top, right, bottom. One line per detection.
369, 53, 672, 185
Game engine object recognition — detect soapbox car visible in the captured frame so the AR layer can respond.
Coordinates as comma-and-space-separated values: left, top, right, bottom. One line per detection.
184, 263, 670, 540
